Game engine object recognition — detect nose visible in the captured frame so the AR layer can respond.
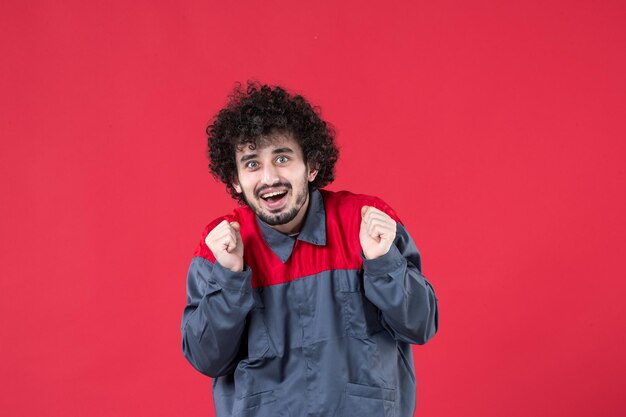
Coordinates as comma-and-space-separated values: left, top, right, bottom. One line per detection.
261, 162, 280, 185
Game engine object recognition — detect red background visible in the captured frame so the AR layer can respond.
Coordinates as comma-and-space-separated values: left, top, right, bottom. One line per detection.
1, 1, 625, 416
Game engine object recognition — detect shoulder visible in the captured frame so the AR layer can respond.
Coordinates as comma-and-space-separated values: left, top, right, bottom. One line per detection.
320, 189, 402, 224
192, 205, 256, 261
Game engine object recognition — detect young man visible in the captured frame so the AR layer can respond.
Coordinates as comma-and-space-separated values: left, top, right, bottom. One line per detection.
181, 83, 438, 417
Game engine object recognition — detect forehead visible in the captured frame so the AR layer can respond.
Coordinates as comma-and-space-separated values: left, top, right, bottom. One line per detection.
234, 132, 303, 156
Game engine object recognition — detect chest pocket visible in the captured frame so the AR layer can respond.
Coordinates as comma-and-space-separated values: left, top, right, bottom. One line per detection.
339, 272, 383, 338
246, 291, 271, 359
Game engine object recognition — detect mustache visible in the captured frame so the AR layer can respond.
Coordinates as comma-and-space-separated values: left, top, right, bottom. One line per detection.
256, 182, 291, 197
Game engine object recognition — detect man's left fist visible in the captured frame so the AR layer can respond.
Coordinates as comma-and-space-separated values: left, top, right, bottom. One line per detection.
359, 206, 397, 260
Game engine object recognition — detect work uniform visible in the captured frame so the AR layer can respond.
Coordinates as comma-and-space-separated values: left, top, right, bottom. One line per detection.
181, 188, 438, 417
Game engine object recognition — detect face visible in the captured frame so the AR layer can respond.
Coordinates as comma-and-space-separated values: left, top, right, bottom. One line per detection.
232, 133, 318, 234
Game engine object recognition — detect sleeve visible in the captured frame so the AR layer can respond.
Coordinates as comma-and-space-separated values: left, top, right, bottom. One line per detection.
181, 255, 255, 377
361, 222, 439, 345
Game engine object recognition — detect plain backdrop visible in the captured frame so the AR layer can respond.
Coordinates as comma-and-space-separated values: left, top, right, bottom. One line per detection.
1, 1, 625, 416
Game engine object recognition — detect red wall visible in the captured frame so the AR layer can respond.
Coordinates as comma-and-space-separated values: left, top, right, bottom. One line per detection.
1, 1, 625, 416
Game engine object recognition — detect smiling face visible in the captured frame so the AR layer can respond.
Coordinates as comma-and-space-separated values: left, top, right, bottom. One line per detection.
232, 132, 318, 235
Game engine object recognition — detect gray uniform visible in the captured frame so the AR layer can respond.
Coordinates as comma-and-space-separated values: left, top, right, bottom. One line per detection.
182, 189, 439, 417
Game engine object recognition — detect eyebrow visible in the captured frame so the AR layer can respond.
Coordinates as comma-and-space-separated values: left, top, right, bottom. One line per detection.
272, 147, 294, 155
239, 154, 257, 163
239, 147, 295, 164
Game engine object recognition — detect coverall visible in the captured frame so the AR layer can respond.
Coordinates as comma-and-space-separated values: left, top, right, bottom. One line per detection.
182, 188, 438, 417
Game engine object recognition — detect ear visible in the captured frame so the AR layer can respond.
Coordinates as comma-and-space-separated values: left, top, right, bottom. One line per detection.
307, 163, 319, 183
232, 177, 242, 194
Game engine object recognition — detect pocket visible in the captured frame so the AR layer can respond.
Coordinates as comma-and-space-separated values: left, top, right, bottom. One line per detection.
334, 382, 396, 417
339, 274, 383, 338
234, 390, 287, 417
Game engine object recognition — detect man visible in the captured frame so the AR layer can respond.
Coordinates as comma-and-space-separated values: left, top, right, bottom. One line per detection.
181, 83, 438, 417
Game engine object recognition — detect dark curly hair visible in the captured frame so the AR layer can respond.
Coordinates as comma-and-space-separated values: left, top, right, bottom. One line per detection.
206, 82, 339, 204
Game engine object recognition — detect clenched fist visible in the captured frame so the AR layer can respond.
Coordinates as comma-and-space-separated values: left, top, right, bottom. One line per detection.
359, 206, 397, 260
205, 220, 244, 272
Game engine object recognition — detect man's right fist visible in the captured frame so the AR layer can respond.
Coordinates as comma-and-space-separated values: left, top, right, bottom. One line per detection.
205, 220, 244, 272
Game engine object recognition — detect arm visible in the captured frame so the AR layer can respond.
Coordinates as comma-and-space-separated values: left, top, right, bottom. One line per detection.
362, 223, 438, 344
181, 219, 254, 377
360, 206, 438, 345
181, 257, 254, 377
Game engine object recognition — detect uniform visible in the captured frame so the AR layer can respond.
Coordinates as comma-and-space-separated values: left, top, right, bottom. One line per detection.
181, 188, 438, 417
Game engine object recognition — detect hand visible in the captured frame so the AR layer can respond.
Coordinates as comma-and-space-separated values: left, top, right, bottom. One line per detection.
205, 220, 244, 272
359, 206, 397, 260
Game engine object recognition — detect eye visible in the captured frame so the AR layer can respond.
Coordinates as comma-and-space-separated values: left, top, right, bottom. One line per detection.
276, 156, 289, 164
245, 161, 259, 170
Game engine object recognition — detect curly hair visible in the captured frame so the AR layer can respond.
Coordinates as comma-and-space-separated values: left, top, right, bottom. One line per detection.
206, 82, 339, 203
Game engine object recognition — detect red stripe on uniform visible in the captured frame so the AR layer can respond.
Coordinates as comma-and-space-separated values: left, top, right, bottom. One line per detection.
194, 190, 402, 288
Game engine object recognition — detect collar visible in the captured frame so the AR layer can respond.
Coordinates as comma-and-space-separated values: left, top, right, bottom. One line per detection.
256, 188, 327, 263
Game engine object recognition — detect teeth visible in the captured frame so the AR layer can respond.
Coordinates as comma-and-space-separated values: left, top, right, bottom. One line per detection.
261, 190, 287, 199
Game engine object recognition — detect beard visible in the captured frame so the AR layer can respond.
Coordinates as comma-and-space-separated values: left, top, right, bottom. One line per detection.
243, 180, 309, 227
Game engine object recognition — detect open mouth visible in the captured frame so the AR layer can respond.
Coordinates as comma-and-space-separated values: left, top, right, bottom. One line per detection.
259, 189, 289, 209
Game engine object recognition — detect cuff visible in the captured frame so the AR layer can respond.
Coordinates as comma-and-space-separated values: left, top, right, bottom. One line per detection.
212, 261, 253, 293
361, 244, 405, 276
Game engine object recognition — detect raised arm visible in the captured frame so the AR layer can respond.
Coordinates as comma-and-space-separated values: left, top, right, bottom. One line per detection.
360, 206, 439, 345
181, 220, 254, 377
